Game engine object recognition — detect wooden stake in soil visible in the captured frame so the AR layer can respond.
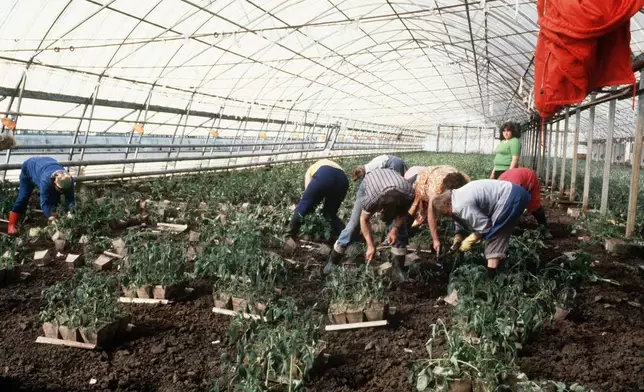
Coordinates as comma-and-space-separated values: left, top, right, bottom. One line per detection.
212, 307, 267, 321
324, 320, 388, 331
35, 336, 97, 350
118, 297, 172, 305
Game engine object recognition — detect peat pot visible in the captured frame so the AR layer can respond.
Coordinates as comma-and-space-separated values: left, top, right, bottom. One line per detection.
345, 307, 365, 323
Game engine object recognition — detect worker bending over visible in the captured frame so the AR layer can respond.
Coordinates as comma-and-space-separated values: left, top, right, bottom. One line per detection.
407, 166, 470, 253
325, 168, 414, 283
498, 168, 552, 239
329, 155, 408, 267
8, 157, 75, 235
284, 159, 349, 246
432, 180, 529, 279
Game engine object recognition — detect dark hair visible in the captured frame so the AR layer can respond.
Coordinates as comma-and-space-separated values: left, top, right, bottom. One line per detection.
499, 121, 520, 141
432, 191, 453, 217
442, 172, 468, 191
378, 190, 413, 223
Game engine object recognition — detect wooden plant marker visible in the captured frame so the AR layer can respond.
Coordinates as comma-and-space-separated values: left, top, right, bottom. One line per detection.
94, 254, 115, 271
212, 307, 267, 321
119, 297, 172, 305
65, 254, 84, 269
325, 320, 388, 331
34, 250, 52, 266
155, 223, 188, 234
35, 336, 97, 350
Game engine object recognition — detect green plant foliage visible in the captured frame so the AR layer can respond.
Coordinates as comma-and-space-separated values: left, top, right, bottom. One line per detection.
39, 269, 121, 331
0, 235, 17, 270
121, 232, 187, 287
195, 209, 289, 308
221, 301, 322, 392
326, 264, 389, 309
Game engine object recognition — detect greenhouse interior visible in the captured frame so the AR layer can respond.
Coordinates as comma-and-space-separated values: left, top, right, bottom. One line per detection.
1, 1, 644, 391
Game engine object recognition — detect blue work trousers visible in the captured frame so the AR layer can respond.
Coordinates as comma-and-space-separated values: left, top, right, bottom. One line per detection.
12, 172, 36, 214
293, 165, 349, 236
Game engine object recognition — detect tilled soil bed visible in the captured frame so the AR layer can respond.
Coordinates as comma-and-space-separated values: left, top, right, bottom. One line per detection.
0, 208, 643, 391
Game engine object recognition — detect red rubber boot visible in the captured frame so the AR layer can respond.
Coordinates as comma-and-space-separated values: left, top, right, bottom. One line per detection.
7, 211, 19, 235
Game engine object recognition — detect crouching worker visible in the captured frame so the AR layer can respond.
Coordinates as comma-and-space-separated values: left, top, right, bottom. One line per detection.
498, 168, 552, 239
432, 180, 530, 279
407, 166, 470, 253
324, 168, 414, 282
283, 159, 349, 247
8, 157, 75, 235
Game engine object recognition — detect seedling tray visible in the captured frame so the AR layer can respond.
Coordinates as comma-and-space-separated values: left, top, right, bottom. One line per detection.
37, 316, 131, 349
325, 304, 396, 331
121, 283, 187, 304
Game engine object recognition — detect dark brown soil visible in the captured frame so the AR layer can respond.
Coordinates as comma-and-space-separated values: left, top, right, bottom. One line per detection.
518, 210, 644, 392
1, 207, 643, 392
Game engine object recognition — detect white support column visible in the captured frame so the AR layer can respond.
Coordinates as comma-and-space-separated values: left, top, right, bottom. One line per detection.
551, 120, 560, 189
600, 88, 617, 215
582, 93, 597, 213
569, 110, 582, 202
559, 108, 570, 195
626, 73, 644, 238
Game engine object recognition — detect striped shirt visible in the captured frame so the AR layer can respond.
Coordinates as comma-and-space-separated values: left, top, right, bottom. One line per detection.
362, 168, 414, 213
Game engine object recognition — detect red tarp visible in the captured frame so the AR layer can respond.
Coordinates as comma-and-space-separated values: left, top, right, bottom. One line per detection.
534, 0, 644, 118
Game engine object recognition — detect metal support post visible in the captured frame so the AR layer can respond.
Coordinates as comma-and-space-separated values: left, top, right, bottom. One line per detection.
545, 123, 552, 186
164, 114, 185, 172
582, 93, 597, 213
464, 126, 468, 153
450, 127, 454, 152
436, 125, 441, 152
2, 71, 27, 181
537, 120, 545, 178
626, 73, 644, 238
559, 108, 570, 195
551, 121, 560, 189
478, 127, 482, 153
569, 110, 582, 201
600, 88, 617, 215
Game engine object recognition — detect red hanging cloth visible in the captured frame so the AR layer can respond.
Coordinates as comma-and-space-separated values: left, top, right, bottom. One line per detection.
534, 0, 644, 118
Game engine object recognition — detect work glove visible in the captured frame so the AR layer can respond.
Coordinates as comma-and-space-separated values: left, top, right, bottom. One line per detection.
458, 234, 480, 253
449, 236, 462, 253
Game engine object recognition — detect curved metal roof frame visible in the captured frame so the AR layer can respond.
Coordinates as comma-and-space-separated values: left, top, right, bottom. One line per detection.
1, 0, 643, 142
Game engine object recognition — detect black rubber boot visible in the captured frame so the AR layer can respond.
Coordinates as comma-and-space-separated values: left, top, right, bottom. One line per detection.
323, 249, 344, 276
283, 216, 301, 251
391, 255, 408, 283
486, 266, 498, 280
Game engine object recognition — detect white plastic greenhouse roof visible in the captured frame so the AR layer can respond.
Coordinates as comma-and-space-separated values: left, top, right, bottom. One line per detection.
1, 0, 644, 139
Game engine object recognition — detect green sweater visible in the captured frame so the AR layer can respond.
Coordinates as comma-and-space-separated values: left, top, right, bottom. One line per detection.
493, 138, 521, 171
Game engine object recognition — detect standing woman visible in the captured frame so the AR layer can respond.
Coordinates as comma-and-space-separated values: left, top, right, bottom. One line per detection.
490, 122, 521, 179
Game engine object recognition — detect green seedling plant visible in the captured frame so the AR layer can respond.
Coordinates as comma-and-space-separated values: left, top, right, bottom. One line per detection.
326, 265, 389, 311
40, 268, 121, 332
0, 236, 17, 270
412, 319, 514, 391
220, 301, 322, 392
121, 234, 187, 289
195, 209, 289, 311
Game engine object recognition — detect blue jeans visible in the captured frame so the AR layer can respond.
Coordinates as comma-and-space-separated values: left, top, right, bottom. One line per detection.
334, 182, 408, 254
12, 173, 35, 214
335, 181, 365, 250
388, 217, 409, 255
292, 165, 349, 236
